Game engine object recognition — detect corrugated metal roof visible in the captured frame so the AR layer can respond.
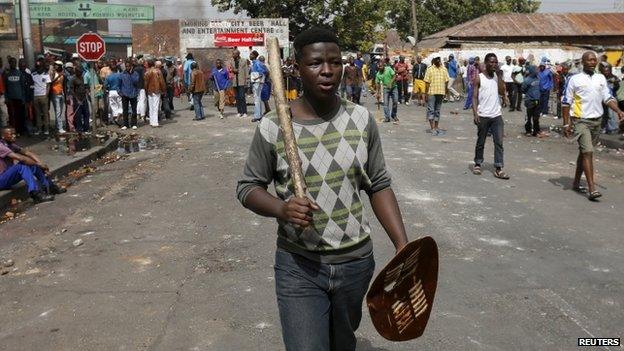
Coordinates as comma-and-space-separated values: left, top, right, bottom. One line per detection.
423, 13, 624, 40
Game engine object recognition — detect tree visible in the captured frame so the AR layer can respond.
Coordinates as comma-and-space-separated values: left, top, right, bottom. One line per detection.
211, 0, 388, 51
211, 0, 540, 51
387, 0, 540, 42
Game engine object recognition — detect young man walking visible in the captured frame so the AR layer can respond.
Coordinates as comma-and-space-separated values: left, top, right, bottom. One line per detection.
210, 59, 230, 119
375, 59, 399, 124
119, 60, 139, 130
446, 54, 460, 102
562, 51, 624, 201
472, 53, 510, 179
424, 55, 449, 135
236, 27, 408, 351
189, 62, 206, 121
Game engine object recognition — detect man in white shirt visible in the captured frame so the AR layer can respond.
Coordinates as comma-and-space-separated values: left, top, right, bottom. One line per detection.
31, 59, 52, 135
472, 53, 510, 179
500, 56, 515, 111
562, 51, 624, 201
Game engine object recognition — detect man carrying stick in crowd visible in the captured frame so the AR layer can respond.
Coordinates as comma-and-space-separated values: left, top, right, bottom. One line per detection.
236, 27, 409, 351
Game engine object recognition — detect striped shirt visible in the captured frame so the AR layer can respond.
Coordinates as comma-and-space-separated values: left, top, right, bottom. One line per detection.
424, 65, 449, 95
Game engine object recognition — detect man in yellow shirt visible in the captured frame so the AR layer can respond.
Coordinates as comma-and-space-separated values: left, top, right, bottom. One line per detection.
424, 55, 449, 135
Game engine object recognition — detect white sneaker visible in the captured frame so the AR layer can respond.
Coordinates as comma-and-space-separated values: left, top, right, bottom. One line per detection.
219, 113, 224, 119
241, 113, 248, 118
132, 126, 137, 130
237, 113, 242, 118
121, 126, 127, 130
405, 101, 411, 105
43, 131, 50, 135
58, 129, 66, 134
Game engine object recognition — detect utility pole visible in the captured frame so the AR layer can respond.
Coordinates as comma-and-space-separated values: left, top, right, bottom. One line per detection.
19, 0, 35, 68
411, 0, 418, 56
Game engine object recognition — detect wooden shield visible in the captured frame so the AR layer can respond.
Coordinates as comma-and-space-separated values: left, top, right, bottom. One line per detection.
366, 237, 439, 341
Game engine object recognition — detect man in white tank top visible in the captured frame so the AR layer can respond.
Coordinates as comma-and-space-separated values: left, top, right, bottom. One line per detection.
471, 53, 510, 179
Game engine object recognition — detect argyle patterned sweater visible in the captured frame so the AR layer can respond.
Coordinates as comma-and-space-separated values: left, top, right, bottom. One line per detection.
237, 100, 391, 263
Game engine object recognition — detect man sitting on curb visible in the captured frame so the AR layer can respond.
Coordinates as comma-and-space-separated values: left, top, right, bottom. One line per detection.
0, 128, 66, 203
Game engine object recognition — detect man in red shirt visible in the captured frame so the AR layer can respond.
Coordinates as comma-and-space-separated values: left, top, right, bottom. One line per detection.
394, 56, 410, 105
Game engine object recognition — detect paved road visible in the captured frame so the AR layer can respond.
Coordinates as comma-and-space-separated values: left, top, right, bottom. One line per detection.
1, 95, 623, 351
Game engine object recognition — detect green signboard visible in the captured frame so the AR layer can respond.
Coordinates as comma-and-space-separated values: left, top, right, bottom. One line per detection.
15, 1, 154, 21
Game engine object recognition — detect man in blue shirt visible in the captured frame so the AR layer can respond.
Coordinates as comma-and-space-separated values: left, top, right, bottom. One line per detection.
183, 53, 196, 110
105, 66, 123, 125
210, 59, 230, 119
447, 54, 460, 101
250, 50, 268, 122
538, 57, 554, 116
522, 65, 543, 136
119, 60, 140, 130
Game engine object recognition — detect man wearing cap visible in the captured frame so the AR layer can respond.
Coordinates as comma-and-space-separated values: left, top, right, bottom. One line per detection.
424, 54, 449, 135
562, 51, 624, 201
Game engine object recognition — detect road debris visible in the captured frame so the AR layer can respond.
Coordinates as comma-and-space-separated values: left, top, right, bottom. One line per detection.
72, 239, 84, 247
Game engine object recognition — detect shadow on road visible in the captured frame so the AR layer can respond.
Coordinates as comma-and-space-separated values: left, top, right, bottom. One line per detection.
356, 338, 391, 351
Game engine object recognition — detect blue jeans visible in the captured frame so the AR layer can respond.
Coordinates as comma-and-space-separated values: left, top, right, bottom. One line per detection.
464, 83, 473, 109
427, 94, 444, 121
252, 82, 263, 120
274, 249, 375, 351
234, 85, 247, 114
474, 115, 504, 168
383, 86, 398, 121
192, 93, 204, 119
51, 94, 64, 131
539, 90, 550, 115
0, 164, 50, 192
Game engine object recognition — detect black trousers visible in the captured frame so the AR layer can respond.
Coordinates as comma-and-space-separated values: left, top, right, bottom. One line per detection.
474, 115, 504, 168
513, 83, 522, 110
505, 82, 515, 109
525, 100, 541, 135
122, 96, 138, 127
397, 80, 409, 103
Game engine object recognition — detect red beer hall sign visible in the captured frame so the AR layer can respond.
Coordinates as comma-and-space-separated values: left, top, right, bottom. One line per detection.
214, 33, 265, 47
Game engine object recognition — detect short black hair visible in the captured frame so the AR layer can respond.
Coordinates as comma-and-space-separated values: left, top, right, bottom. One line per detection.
484, 53, 497, 62
186, 53, 194, 60
293, 27, 339, 62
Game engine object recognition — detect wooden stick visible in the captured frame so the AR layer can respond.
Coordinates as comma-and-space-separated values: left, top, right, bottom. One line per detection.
267, 37, 307, 199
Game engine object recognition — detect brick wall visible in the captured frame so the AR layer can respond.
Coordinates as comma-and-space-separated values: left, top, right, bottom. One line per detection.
132, 20, 180, 57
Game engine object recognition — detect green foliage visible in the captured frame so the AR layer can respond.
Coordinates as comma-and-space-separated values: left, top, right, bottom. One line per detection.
211, 0, 540, 51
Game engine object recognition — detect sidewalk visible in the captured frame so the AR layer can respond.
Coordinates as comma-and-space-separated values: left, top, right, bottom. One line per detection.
0, 133, 118, 210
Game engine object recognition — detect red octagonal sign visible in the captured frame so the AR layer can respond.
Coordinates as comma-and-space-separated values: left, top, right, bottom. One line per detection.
76, 33, 106, 61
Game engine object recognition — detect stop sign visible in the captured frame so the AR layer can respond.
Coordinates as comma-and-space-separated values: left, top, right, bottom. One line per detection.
76, 33, 106, 61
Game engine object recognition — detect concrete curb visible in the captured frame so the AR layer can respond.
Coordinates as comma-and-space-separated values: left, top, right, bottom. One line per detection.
0, 136, 119, 210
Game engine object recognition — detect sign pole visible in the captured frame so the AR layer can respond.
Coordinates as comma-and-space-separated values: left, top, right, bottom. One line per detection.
19, 0, 34, 68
